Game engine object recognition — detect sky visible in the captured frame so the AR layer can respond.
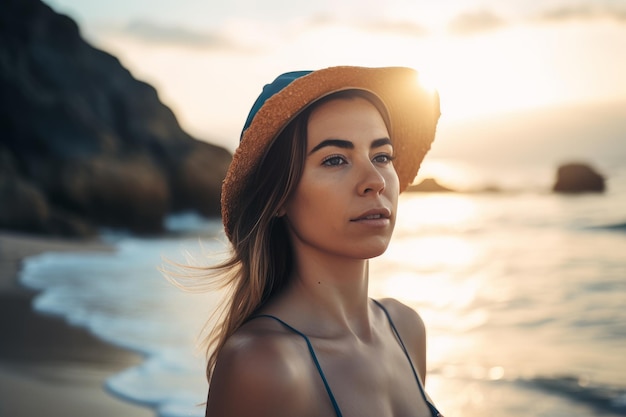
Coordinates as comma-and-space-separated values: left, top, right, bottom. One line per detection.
44, 0, 626, 187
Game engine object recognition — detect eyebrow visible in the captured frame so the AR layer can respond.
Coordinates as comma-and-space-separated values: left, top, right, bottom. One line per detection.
309, 137, 392, 155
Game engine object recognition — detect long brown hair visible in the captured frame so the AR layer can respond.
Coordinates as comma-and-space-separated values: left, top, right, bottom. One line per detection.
173, 90, 391, 380
203, 107, 307, 378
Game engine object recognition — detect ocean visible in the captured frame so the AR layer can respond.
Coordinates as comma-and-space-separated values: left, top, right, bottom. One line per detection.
19, 161, 626, 417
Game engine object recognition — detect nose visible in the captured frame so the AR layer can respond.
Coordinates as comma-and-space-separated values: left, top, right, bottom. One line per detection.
357, 161, 386, 196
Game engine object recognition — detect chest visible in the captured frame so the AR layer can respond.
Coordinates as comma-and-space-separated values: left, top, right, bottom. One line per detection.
300, 336, 434, 417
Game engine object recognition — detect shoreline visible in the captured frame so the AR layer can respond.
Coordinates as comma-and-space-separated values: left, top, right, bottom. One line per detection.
0, 232, 154, 417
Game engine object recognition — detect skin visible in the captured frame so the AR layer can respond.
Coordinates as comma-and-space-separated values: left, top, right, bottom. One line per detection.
207, 97, 434, 417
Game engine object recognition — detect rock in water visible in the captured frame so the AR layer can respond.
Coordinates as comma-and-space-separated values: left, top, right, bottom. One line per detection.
0, 0, 232, 235
553, 163, 605, 193
406, 178, 455, 192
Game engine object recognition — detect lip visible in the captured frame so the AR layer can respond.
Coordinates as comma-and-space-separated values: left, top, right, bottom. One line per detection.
350, 207, 392, 224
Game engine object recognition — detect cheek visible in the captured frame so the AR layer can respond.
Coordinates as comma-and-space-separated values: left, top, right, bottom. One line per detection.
386, 169, 400, 197
285, 196, 332, 243
285, 181, 330, 221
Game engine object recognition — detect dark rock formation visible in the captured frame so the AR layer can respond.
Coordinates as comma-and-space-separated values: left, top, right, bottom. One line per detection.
553, 163, 605, 193
0, 0, 232, 235
406, 178, 455, 193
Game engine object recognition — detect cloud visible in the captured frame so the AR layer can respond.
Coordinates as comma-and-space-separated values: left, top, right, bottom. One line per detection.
99, 14, 431, 54
91, 15, 427, 60
356, 20, 429, 37
447, 10, 506, 35
119, 20, 236, 49
443, 3, 626, 38
291, 14, 429, 38
539, 3, 626, 22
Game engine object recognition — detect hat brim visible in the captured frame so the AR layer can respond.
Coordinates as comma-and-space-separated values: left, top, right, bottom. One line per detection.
221, 66, 441, 238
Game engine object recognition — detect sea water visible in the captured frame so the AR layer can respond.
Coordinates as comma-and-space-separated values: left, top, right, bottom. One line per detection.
19, 166, 626, 417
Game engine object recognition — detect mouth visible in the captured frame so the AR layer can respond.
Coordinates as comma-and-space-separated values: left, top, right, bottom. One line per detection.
359, 213, 385, 220
350, 208, 391, 222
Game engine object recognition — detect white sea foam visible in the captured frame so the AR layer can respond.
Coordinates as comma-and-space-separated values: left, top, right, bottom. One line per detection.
20, 218, 224, 416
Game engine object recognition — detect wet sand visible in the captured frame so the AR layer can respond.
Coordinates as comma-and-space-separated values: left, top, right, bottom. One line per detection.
0, 232, 153, 417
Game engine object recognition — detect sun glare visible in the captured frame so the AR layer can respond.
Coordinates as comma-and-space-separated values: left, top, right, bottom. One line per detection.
407, 30, 540, 122
90, 9, 626, 152
415, 70, 438, 95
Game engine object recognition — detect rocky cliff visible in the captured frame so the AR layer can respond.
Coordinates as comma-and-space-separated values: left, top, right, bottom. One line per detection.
0, 0, 232, 235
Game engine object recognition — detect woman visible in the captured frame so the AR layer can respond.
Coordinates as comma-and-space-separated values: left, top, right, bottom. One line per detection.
204, 66, 441, 416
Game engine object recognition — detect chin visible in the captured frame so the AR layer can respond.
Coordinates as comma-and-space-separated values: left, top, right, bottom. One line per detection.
349, 242, 391, 260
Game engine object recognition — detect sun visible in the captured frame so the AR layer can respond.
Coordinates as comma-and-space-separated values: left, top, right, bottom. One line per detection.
405, 25, 569, 123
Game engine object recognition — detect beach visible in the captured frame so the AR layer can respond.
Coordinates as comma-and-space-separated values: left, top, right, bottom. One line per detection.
0, 232, 153, 417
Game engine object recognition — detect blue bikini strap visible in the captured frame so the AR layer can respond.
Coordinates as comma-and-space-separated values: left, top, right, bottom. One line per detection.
372, 299, 442, 417
252, 314, 343, 417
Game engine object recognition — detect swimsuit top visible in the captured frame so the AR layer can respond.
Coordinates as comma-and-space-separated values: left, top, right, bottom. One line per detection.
252, 299, 442, 417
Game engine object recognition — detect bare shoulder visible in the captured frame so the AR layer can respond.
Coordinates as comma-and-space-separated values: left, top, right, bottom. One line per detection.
376, 298, 428, 382
376, 297, 426, 340
206, 319, 313, 417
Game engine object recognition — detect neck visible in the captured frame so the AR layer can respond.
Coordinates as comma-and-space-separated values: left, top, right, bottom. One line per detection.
277, 248, 374, 340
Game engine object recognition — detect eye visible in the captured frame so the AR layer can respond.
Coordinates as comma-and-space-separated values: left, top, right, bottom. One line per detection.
373, 153, 395, 164
322, 155, 347, 166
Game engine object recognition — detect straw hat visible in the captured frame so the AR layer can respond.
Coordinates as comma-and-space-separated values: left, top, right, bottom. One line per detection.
221, 66, 441, 240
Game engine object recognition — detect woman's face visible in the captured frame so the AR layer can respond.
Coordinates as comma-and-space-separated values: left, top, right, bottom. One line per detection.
282, 96, 399, 260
